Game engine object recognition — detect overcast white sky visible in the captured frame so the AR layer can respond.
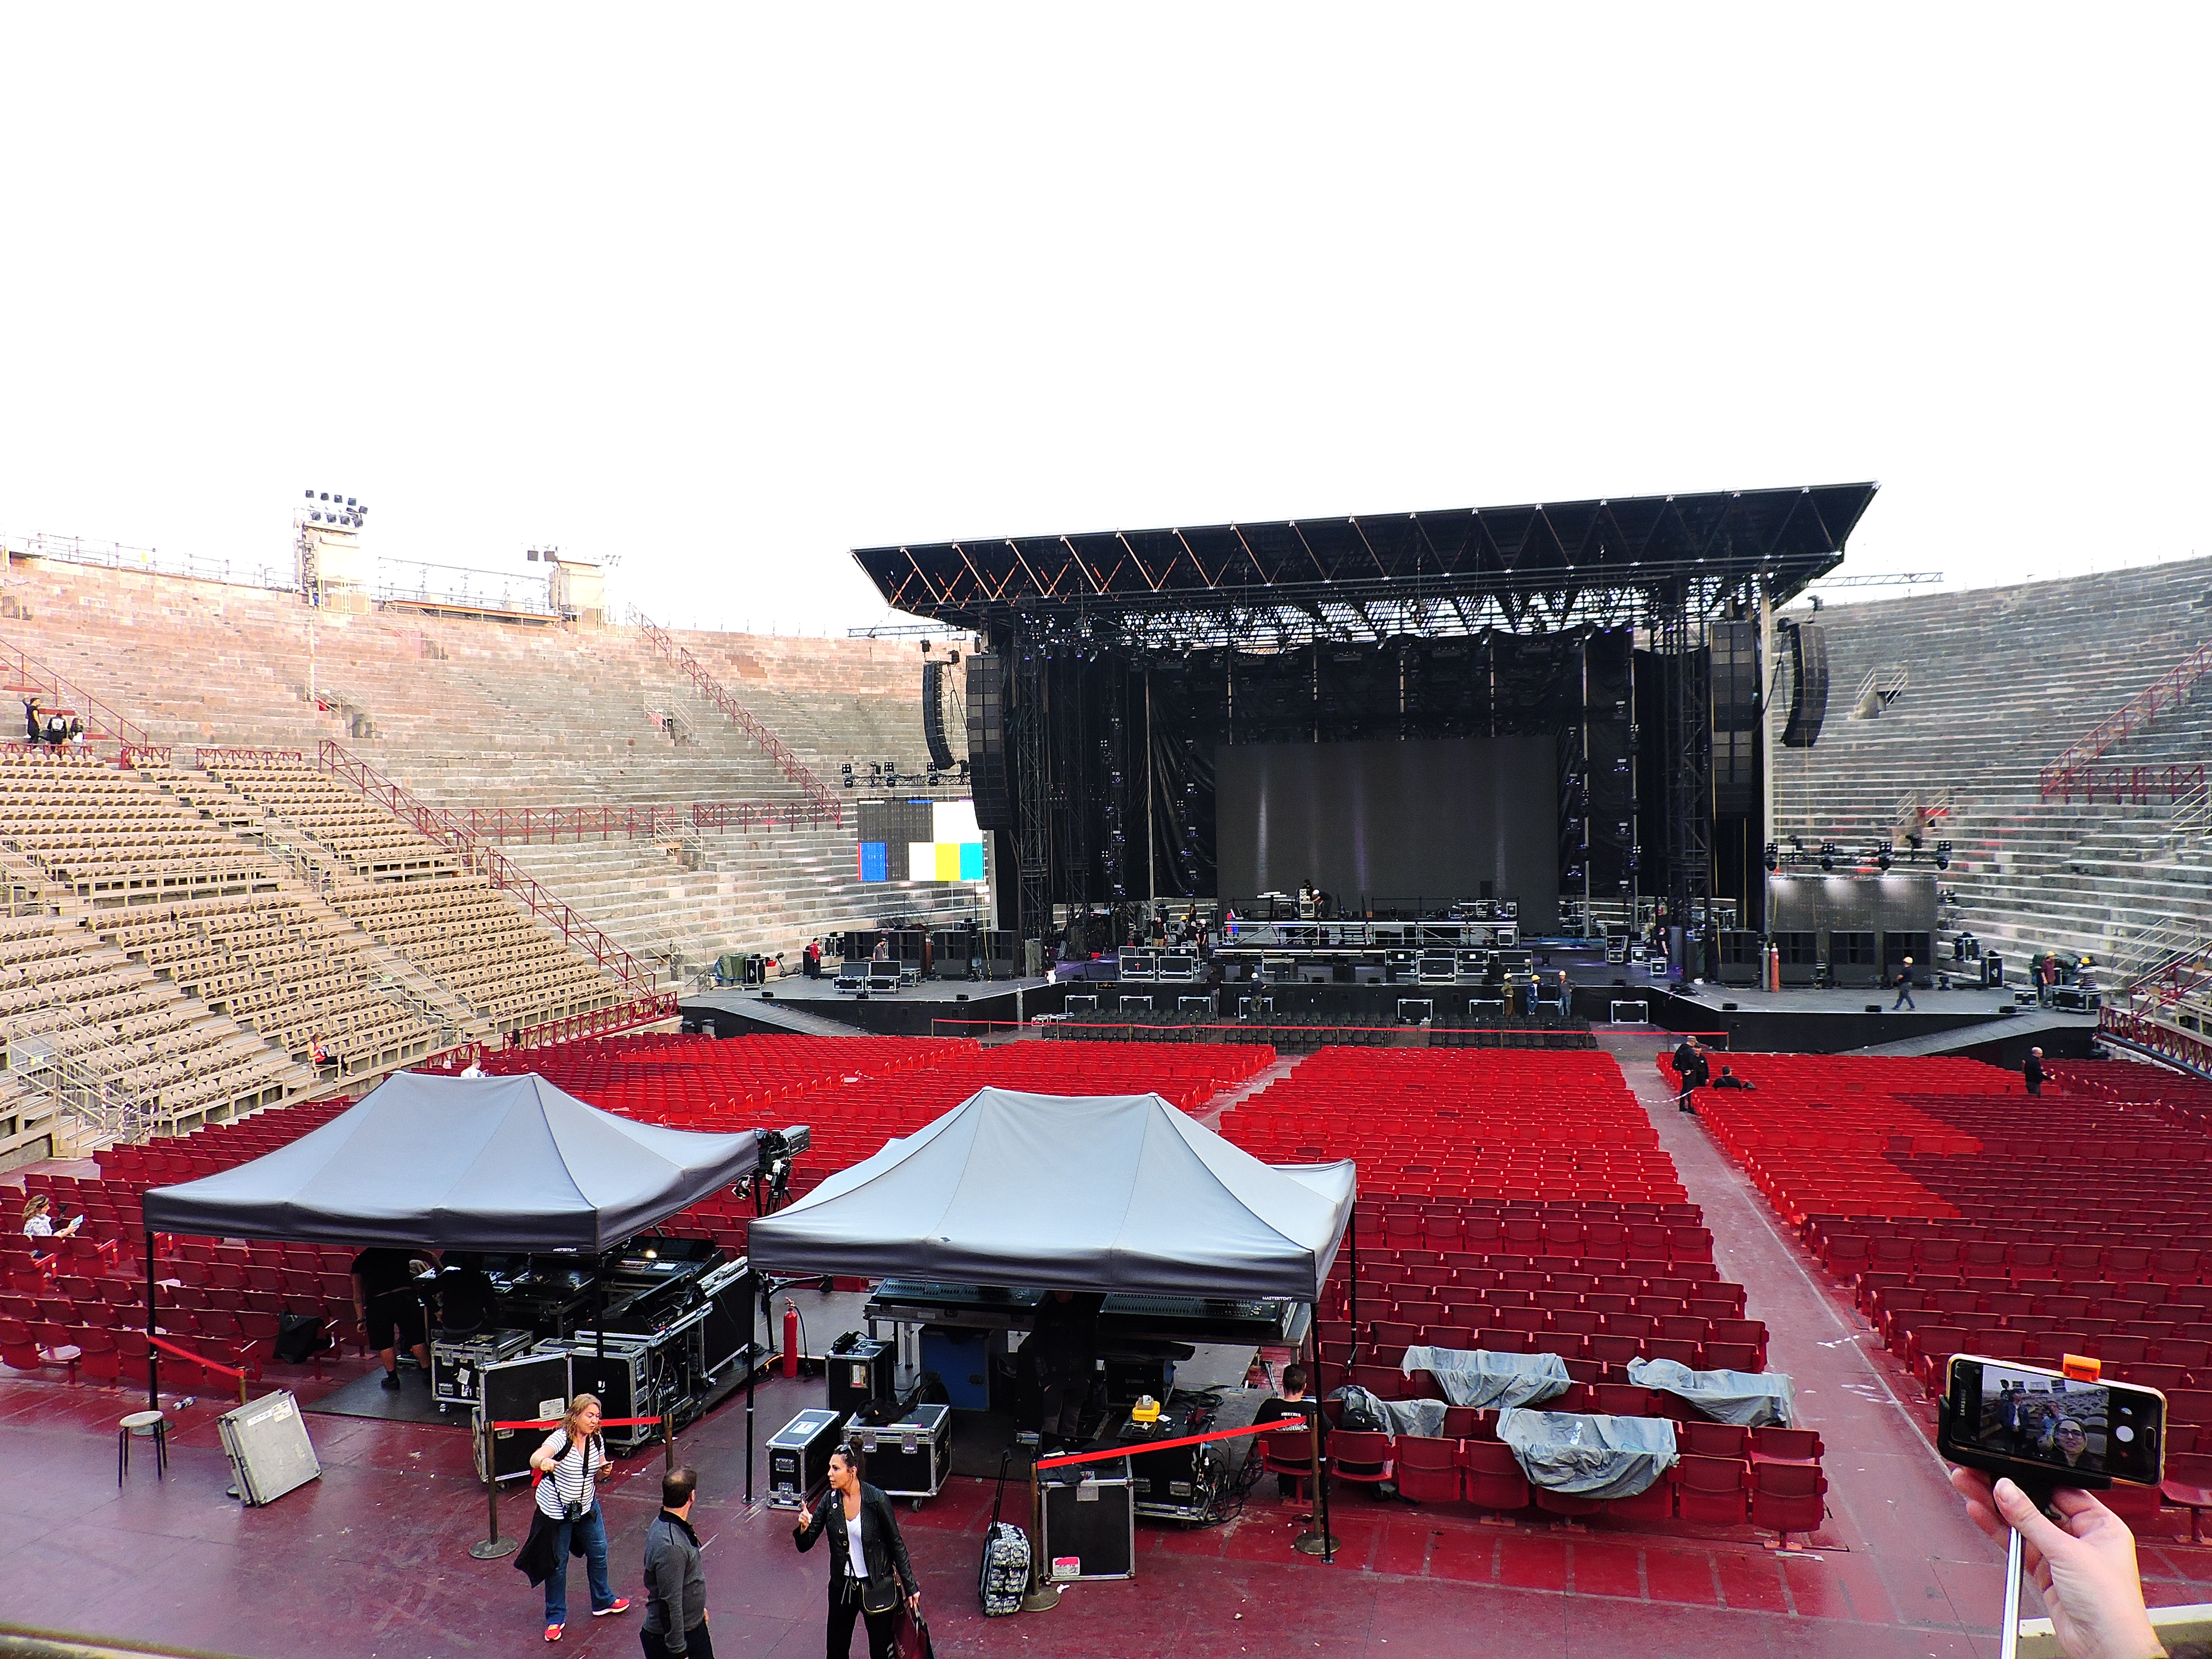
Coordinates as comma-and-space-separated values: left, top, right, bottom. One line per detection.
2, 7, 2205, 633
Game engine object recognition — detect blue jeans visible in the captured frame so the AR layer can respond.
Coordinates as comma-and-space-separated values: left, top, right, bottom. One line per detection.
543, 1499, 614, 1625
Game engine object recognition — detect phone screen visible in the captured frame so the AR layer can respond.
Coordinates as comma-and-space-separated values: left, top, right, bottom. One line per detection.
1948, 1358, 2164, 1485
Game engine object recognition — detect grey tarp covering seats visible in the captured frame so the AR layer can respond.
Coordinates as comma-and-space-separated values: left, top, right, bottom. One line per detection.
1331, 1386, 1446, 1439
1400, 1346, 1572, 1410
1626, 1357, 1799, 1427
140, 1072, 763, 1250
1497, 1408, 1679, 1498
747, 1087, 1356, 1302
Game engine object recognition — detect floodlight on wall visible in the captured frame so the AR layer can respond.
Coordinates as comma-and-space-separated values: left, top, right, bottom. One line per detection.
1935, 840, 1953, 871
1763, 842, 1779, 873
1820, 841, 1837, 872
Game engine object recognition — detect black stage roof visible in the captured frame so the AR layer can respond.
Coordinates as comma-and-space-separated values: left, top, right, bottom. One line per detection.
855, 483, 1878, 644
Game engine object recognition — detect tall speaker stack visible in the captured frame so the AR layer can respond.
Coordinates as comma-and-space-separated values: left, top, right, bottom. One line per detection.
966, 654, 1012, 831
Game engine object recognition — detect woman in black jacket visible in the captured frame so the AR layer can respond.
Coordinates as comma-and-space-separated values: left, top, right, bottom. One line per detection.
793, 1445, 919, 1659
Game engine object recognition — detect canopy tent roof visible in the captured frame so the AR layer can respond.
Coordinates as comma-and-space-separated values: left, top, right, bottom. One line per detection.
747, 1087, 1355, 1303
140, 1073, 762, 1252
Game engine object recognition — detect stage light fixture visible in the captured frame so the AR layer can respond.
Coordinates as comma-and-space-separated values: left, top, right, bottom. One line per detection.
1935, 839, 1952, 870
1820, 841, 1836, 871
1762, 842, 1779, 873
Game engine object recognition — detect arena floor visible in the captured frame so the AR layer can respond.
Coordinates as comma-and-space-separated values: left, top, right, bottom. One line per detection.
2, 1050, 2205, 1659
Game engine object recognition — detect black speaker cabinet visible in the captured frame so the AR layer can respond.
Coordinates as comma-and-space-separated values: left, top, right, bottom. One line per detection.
921, 660, 957, 770
1040, 1457, 1135, 1580
966, 655, 1012, 831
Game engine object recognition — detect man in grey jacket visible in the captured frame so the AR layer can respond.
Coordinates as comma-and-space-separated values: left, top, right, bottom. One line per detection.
640, 1467, 710, 1659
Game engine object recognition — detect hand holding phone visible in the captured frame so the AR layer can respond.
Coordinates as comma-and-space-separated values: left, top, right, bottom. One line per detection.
1948, 1468, 2164, 1659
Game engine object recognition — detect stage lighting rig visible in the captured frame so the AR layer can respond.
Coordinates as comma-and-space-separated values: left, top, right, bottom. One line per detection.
1875, 840, 1895, 871
1819, 841, 1837, 871
1935, 839, 1953, 870
1762, 842, 1779, 873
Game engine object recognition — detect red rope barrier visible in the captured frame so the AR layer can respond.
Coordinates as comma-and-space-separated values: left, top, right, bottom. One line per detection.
1034, 1416, 1305, 1470
147, 1334, 245, 1379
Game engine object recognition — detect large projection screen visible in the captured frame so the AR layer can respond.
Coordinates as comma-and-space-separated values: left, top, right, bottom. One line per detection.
1215, 737, 1557, 927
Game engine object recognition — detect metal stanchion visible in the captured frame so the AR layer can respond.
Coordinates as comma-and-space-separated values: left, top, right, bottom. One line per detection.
469, 1419, 518, 1560
1020, 1452, 1060, 1611
1293, 1322, 1336, 1560
744, 1366, 757, 1503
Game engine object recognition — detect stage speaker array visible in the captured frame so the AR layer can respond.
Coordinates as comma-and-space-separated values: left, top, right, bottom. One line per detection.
1780, 620, 1829, 749
966, 654, 1012, 831
1709, 620, 1760, 816
921, 660, 957, 771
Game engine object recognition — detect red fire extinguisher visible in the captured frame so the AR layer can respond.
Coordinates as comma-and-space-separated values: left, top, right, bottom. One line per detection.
782, 1298, 800, 1379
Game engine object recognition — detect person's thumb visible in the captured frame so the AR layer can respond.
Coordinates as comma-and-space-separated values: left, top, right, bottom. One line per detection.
1992, 1479, 2071, 1555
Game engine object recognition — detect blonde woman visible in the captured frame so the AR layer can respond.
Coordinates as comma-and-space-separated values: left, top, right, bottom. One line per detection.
523, 1394, 629, 1642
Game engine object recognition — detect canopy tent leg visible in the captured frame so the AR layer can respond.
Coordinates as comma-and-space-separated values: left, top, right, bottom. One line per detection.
1294, 1319, 1336, 1561
1347, 1208, 1359, 1347
743, 1367, 756, 1503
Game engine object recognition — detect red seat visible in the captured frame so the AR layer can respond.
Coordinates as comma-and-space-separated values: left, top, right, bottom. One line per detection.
1327, 1429, 1395, 1493
1642, 1338, 1702, 1368
1675, 1455, 1748, 1524
1604, 1464, 1675, 1522
1592, 1383, 1652, 1418
1460, 1439, 1530, 1514
1440, 1405, 1485, 1440
1679, 1419, 1751, 1459
1258, 1417, 1321, 1501
72, 1327, 122, 1386
1394, 1435, 1463, 1504
1751, 1461, 1827, 1545
1351, 1363, 1406, 1400
2162, 1451, 2212, 1546
0, 1315, 48, 1374
1533, 1485, 1603, 1521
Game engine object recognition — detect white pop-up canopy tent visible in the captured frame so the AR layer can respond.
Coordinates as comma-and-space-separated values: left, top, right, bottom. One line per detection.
747, 1086, 1355, 1303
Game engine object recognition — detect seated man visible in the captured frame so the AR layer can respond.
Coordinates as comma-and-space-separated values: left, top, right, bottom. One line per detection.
1711, 1066, 1755, 1091
1253, 1362, 1318, 1497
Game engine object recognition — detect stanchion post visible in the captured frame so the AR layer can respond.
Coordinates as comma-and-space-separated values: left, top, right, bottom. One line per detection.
1020, 1451, 1059, 1612
1293, 1321, 1336, 1560
469, 1418, 519, 1560
744, 1366, 757, 1503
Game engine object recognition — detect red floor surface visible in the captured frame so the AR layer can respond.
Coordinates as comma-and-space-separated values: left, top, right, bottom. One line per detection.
3, 1047, 2207, 1658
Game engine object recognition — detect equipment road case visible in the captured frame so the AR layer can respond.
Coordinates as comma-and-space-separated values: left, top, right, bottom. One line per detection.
853, 1403, 950, 1501
1040, 1455, 1135, 1581
432, 1328, 534, 1413
476, 1349, 573, 1484
217, 1390, 321, 1507
767, 1407, 849, 1510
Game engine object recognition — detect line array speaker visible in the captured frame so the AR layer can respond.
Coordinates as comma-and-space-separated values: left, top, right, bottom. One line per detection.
1709, 620, 1759, 816
1781, 620, 1829, 749
921, 660, 956, 771
966, 654, 1011, 830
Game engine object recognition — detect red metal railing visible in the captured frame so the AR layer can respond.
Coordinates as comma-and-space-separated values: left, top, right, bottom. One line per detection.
2100, 1007, 2212, 1081
628, 609, 840, 824
2040, 762, 2206, 806
194, 747, 306, 767
456, 798, 839, 843
2043, 641, 2212, 799
506, 998, 681, 1051
315, 740, 676, 1026
0, 636, 166, 762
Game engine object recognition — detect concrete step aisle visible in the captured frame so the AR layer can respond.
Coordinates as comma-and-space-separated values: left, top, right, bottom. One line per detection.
1596, 1032, 2017, 1647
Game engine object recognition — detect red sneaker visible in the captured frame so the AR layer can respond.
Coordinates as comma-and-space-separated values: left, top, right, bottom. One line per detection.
592, 1599, 632, 1617
543, 1625, 562, 1643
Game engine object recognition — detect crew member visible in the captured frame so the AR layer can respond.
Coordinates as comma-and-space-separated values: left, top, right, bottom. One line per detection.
871, 937, 890, 963
21, 697, 39, 744
1027, 1288, 1105, 1449
434, 1250, 496, 1338
351, 1244, 434, 1390
641, 1466, 710, 1659
1672, 1036, 1709, 1114
1253, 1362, 1319, 1497
2023, 1046, 2045, 1096
794, 1445, 919, 1659
1712, 1065, 1755, 1091
1892, 956, 1917, 1010
804, 938, 822, 979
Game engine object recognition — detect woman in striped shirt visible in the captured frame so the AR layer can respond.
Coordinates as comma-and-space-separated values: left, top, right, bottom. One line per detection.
528, 1394, 630, 1642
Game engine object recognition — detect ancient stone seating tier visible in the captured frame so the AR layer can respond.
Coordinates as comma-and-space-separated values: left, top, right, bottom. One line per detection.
197, 754, 458, 878
93, 894, 438, 1072
1769, 553, 2212, 970
0, 753, 276, 901
327, 880, 622, 1031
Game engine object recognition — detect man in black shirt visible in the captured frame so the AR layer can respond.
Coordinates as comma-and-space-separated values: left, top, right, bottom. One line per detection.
1253, 1362, 1319, 1498
2023, 1046, 2045, 1097
1672, 1037, 1709, 1114
351, 1245, 433, 1390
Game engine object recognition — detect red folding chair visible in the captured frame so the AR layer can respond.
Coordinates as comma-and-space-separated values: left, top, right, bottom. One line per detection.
1460, 1439, 1530, 1516
1751, 1462, 1827, 1548
1394, 1435, 1463, 1504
